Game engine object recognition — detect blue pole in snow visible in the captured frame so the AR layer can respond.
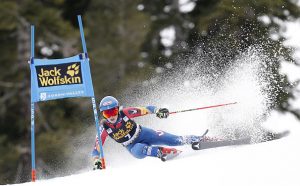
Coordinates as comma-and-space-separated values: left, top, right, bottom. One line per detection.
77, 15, 106, 168
30, 25, 36, 182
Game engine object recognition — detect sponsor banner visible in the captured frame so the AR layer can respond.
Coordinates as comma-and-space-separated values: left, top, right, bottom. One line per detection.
30, 54, 94, 102
39, 90, 85, 101
36, 62, 83, 87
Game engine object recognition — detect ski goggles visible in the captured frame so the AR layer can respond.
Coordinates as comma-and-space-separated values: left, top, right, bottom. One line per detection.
102, 107, 119, 118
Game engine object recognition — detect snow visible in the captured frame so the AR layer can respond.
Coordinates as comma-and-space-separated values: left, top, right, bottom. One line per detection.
160, 26, 176, 47
12, 111, 300, 186
289, 83, 300, 109
137, 4, 144, 11
280, 60, 300, 82
281, 19, 300, 109
41, 47, 53, 56
283, 19, 300, 50
258, 15, 271, 25
178, 0, 196, 13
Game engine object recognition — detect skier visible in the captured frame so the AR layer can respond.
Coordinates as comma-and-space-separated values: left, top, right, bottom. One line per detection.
92, 96, 208, 170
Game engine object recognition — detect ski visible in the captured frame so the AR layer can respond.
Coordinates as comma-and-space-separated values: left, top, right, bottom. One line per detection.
160, 130, 290, 161
192, 130, 290, 150
192, 137, 251, 150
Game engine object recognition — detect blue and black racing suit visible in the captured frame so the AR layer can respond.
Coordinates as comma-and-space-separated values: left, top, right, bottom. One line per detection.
92, 106, 199, 159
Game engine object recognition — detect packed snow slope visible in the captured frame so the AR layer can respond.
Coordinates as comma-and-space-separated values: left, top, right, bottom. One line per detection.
13, 111, 300, 186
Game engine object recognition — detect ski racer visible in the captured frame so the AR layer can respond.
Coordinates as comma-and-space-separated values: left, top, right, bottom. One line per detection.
92, 96, 208, 170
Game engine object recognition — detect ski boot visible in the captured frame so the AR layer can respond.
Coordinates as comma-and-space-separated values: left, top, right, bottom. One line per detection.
157, 147, 182, 162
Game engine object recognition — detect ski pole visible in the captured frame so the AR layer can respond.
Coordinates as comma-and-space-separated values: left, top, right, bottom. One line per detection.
169, 102, 237, 115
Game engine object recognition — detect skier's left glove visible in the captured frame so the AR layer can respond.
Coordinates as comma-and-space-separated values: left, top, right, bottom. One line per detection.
93, 159, 103, 170
156, 108, 169, 119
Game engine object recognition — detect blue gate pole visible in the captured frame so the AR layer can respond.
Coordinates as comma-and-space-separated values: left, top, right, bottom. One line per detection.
77, 15, 106, 168
30, 25, 36, 182
91, 97, 106, 168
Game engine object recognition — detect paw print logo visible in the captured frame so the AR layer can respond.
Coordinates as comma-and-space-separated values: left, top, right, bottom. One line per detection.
67, 64, 80, 77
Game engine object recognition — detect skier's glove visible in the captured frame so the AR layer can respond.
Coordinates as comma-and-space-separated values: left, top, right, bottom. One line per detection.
93, 159, 103, 170
156, 108, 169, 119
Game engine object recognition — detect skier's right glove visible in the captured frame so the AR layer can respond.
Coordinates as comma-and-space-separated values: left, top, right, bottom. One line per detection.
93, 159, 103, 170
156, 108, 169, 119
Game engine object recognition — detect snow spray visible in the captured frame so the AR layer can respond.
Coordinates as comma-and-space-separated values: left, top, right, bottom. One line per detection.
122, 45, 283, 142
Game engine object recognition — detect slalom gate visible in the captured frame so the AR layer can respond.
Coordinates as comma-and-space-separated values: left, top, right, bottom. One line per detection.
29, 15, 105, 182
